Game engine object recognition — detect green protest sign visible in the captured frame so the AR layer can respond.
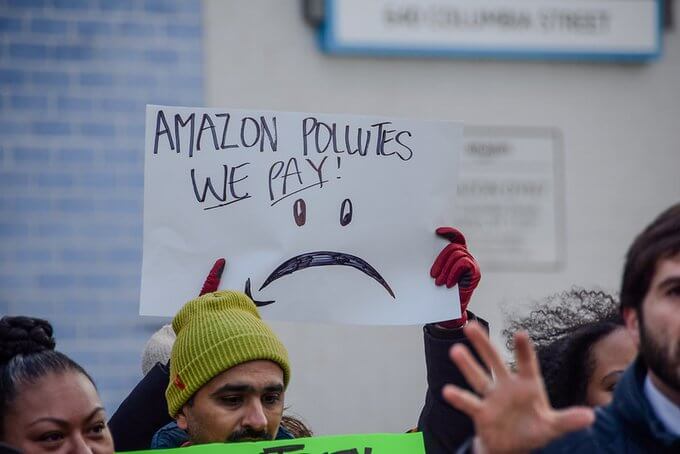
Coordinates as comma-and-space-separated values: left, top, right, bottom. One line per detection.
125, 432, 424, 454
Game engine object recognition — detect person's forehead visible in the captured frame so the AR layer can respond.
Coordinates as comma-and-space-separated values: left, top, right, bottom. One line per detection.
11, 372, 101, 419
591, 328, 636, 371
204, 360, 284, 390
651, 253, 680, 286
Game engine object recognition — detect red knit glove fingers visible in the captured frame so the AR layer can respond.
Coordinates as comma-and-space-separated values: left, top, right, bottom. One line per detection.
430, 243, 467, 279
450, 257, 480, 307
459, 286, 476, 308
435, 226, 467, 246
443, 255, 475, 289
431, 227, 481, 329
436, 249, 469, 287
199, 258, 226, 296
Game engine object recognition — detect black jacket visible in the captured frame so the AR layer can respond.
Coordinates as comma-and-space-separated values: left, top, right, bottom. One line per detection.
108, 362, 174, 451
535, 357, 680, 453
418, 314, 488, 454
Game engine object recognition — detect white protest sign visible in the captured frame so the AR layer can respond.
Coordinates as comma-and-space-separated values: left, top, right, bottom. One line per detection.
141, 106, 462, 324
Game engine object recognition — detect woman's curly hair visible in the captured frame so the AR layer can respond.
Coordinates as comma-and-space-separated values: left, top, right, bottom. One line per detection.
503, 288, 625, 408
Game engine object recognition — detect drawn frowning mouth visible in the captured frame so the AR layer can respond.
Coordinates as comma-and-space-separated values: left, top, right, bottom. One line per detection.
244, 251, 395, 306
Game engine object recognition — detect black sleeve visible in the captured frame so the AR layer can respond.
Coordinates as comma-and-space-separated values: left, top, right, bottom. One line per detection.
0, 442, 22, 454
417, 313, 489, 454
107, 362, 173, 451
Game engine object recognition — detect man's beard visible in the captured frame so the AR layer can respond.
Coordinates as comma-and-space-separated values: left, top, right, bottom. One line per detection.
227, 428, 273, 443
639, 315, 680, 392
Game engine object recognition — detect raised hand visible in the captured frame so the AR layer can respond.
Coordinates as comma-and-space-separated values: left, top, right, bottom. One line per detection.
442, 322, 594, 454
431, 227, 481, 327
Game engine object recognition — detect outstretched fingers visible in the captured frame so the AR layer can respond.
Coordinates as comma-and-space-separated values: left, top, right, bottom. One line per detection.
464, 322, 510, 379
551, 407, 595, 435
450, 344, 493, 396
443, 384, 482, 417
514, 331, 540, 379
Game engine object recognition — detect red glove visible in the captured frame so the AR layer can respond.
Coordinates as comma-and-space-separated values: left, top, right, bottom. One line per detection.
199, 258, 226, 295
430, 227, 481, 328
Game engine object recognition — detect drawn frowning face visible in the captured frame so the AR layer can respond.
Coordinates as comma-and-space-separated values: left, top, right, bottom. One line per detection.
244, 197, 395, 306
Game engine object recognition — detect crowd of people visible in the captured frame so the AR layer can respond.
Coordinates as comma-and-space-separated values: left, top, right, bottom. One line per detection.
1, 203, 678, 453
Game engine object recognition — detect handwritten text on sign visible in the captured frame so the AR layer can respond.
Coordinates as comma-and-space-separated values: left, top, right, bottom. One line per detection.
126, 433, 425, 454
141, 106, 461, 324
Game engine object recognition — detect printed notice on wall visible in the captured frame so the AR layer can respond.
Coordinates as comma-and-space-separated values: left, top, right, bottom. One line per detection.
141, 106, 462, 324
455, 127, 564, 271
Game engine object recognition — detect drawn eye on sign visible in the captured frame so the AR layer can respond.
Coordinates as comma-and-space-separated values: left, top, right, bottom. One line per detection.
340, 198, 353, 226
292, 197, 353, 228
293, 198, 306, 226
141, 106, 462, 324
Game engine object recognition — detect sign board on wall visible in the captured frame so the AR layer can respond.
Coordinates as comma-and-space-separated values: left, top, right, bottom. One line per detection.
141, 106, 463, 324
320, 0, 662, 61
455, 127, 565, 271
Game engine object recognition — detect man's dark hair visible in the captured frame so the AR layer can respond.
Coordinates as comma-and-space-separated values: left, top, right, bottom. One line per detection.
620, 202, 680, 313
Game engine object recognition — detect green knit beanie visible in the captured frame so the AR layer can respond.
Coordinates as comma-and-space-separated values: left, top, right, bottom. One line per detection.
166, 290, 290, 417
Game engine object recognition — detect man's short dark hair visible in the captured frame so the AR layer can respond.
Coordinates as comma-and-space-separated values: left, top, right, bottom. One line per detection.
620, 202, 680, 313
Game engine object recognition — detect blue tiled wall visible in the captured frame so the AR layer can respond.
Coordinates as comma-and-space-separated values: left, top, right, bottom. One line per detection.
0, 0, 203, 414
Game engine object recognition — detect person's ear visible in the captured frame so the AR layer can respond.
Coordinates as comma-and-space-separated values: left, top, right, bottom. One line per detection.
176, 407, 189, 430
622, 307, 640, 347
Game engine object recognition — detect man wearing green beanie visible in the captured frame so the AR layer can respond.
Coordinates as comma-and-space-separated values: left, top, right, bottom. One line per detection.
166, 290, 291, 445
108, 227, 482, 449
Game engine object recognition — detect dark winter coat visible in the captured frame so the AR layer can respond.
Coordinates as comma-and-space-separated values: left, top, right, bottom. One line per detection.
418, 314, 488, 454
150, 421, 296, 448
108, 362, 174, 451
535, 357, 680, 454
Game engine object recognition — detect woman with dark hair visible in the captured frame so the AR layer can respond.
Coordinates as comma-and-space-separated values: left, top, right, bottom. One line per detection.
0, 316, 114, 453
503, 288, 638, 408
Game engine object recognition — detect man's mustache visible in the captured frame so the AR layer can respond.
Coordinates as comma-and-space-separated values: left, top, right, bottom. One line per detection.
227, 428, 273, 442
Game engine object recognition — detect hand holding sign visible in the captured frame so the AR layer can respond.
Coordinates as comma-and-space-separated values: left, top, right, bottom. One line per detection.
199, 258, 226, 296
430, 227, 481, 328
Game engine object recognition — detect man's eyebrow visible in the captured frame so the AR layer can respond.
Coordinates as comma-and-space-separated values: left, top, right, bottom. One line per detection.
264, 384, 284, 393
656, 276, 680, 290
212, 384, 253, 395
211, 383, 284, 396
